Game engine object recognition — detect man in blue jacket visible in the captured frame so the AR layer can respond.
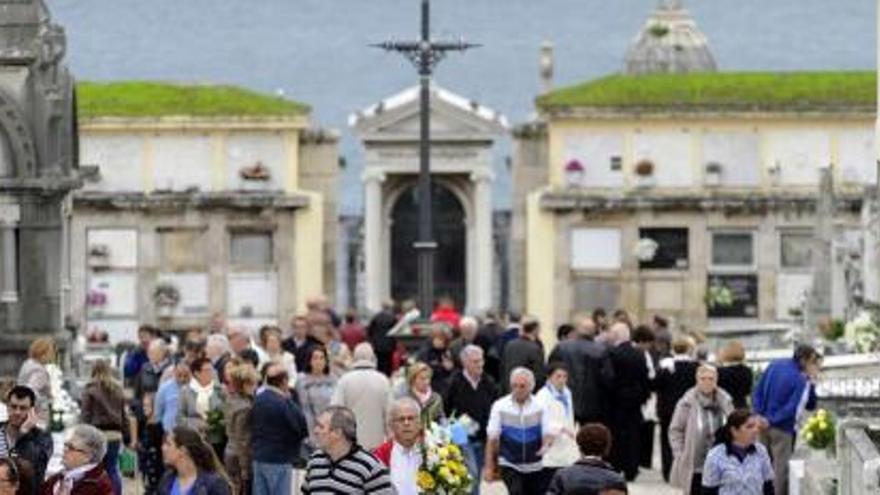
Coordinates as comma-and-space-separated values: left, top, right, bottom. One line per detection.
251, 363, 308, 495
753, 344, 820, 495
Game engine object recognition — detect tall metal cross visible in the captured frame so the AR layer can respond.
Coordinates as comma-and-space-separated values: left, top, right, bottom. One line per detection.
373, 0, 477, 314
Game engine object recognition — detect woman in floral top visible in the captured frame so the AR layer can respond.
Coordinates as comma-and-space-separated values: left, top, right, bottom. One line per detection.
702, 409, 775, 495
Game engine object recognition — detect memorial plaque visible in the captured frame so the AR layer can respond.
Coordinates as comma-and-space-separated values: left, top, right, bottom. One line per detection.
707, 274, 758, 318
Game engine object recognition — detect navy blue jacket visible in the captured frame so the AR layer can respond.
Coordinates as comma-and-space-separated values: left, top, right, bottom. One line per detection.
251, 387, 308, 464
158, 471, 231, 495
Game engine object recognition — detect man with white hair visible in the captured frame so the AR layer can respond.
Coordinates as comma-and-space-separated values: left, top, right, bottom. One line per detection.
445, 344, 498, 493
484, 367, 553, 495
330, 343, 392, 449
42, 424, 113, 493
372, 397, 423, 495
205, 333, 232, 381
449, 316, 489, 369
607, 321, 650, 481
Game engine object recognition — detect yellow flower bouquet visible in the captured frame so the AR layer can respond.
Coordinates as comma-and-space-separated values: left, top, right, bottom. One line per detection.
800, 409, 835, 450
416, 421, 474, 494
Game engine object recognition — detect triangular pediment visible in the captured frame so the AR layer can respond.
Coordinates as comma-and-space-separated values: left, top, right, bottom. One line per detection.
351, 85, 507, 142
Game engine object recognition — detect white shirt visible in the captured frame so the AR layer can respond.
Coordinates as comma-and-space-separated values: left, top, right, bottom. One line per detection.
390, 441, 421, 495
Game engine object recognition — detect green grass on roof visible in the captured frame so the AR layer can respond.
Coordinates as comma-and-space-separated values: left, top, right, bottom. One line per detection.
77, 81, 310, 118
538, 71, 877, 111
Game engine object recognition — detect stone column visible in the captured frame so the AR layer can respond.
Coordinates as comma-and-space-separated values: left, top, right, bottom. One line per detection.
472, 170, 494, 312
0, 202, 20, 303
363, 169, 385, 312
806, 167, 834, 342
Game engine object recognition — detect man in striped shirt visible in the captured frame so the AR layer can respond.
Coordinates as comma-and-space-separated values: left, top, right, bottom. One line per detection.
302, 405, 395, 494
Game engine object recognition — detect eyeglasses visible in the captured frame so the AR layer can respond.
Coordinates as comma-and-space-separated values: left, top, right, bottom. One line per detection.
64, 442, 88, 454
393, 415, 419, 424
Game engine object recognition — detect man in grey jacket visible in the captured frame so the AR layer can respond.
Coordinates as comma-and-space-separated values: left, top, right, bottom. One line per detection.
330, 343, 391, 450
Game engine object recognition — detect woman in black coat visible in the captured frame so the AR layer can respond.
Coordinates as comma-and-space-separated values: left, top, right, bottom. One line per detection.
716, 341, 753, 409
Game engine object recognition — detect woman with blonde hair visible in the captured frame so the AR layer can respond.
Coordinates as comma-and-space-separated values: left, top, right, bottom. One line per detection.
16, 338, 55, 427
402, 362, 445, 425
717, 340, 753, 409
81, 359, 130, 495
224, 364, 259, 495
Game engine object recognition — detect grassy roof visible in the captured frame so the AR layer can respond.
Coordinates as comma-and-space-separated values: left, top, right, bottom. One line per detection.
77, 81, 310, 118
537, 71, 877, 112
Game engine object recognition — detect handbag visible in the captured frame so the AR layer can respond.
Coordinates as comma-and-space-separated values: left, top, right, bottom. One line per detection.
118, 447, 137, 478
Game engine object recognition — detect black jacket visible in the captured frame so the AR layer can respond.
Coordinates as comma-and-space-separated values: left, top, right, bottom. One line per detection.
549, 337, 615, 423
2, 423, 53, 495
500, 337, 545, 393
608, 342, 650, 416
367, 309, 397, 353
283, 335, 322, 372
443, 371, 498, 441
655, 358, 699, 421
717, 363, 753, 409
547, 457, 628, 494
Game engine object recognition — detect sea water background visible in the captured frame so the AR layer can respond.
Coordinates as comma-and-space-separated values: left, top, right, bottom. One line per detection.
50, 0, 876, 212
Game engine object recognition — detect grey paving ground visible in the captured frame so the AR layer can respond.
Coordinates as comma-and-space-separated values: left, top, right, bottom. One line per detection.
120, 459, 682, 494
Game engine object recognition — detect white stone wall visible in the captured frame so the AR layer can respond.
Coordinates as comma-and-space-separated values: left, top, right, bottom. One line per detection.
702, 131, 761, 187
561, 132, 625, 188
554, 124, 877, 191
80, 135, 144, 191
765, 128, 830, 186
633, 130, 694, 187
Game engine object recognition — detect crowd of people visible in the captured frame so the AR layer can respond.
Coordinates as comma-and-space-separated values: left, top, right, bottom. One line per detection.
0, 295, 823, 495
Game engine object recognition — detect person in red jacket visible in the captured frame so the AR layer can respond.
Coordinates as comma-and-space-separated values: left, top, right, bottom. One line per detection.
373, 398, 423, 494
41, 424, 113, 495
430, 296, 461, 333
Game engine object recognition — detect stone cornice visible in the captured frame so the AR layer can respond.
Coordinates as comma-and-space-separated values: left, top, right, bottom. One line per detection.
73, 190, 311, 211
539, 106, 876, 122
539, 190, 864, 214
79, 115, 309, 132
0, 176, 83, 194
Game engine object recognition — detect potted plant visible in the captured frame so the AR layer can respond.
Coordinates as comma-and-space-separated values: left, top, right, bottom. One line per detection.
634, 159, 655, 188
705, 162, 722, 186
564, 159, 585, 187
239, 161, 271, 190
153, 282, 180, 317
87, 244, 110, 268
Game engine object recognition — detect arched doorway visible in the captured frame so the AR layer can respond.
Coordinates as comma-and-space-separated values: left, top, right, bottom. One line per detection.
391, 183, 466, 309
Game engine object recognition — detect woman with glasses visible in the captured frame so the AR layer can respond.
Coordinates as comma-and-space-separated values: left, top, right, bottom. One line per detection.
41, 424, 112, 494
159, 426, 231, 495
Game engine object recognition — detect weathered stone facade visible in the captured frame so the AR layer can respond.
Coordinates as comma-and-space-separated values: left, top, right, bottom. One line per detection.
71, 113, 337, 342
0, 0, 81, 374
514, 94, 877, 350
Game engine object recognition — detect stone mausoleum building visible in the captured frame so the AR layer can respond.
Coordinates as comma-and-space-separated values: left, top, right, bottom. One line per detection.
512, 71, 877, 349
351, 85, 507, 314
0, 0, 81, 374
71, 83, 338, 342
